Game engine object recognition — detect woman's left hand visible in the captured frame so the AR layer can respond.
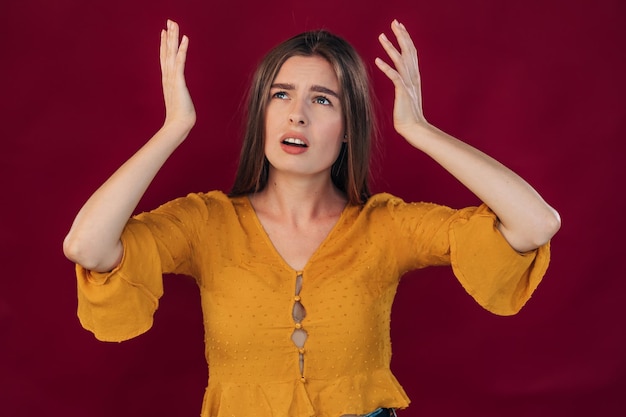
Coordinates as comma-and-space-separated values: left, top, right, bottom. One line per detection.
376, 20, 561, 251
376, 20, 429, 142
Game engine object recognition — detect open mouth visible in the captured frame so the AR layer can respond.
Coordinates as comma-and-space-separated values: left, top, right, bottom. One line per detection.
282, 138, 308, 147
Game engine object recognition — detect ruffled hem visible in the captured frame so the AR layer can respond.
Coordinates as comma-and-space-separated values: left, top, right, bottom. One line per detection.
76, 219, 164, 342
200, 369, 410, 417
449, 204, 550, 315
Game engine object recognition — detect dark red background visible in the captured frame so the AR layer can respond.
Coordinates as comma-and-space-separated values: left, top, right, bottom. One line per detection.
2, 0, 625, 416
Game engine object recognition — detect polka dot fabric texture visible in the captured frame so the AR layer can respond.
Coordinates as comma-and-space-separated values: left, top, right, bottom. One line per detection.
76, 191, 550, 417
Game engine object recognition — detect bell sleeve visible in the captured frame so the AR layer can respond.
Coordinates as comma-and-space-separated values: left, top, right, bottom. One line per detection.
448, 204, 550, 315
75, 193, 209, 342
76, 219, 163, 342
385, 195, 550, 316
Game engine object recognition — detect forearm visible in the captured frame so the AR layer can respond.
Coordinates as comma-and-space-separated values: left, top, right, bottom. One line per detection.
376, 21, 560, 252
403, 123, 561, 252
64, 20, 195, 272
63, 123, 191, 271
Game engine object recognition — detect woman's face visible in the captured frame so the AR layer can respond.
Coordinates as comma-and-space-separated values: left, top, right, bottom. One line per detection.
264, 55, 345, 180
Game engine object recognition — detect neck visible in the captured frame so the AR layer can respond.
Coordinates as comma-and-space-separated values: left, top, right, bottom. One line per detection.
251, 170, 347, 224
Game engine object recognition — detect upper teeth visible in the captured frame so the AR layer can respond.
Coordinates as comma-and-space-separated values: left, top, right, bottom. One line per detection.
284, 138, 306, 146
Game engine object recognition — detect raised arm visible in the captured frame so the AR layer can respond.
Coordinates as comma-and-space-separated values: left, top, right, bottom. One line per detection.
63, 20, 196, 272
375, 20, 560, 253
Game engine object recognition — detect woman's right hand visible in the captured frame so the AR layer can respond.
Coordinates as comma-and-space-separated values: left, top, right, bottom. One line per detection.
63, 20, 197, 272
160, 20, 196, 132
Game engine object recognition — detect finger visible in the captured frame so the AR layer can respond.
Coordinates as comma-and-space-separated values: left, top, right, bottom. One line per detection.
159, 29, 167, 77
390, 20, 420, 85
378, 32, 401, 68
391, 20, 417, 59
176, 35, 189, 77
375, 57, 407, 91
379, 22, 417, 86
378, 32, 411, 83
166, 20, 180, 71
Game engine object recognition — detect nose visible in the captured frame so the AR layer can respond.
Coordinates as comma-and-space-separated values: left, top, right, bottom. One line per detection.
289, 100, 307, 126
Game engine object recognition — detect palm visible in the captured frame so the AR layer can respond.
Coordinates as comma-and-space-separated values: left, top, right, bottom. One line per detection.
160, 20, 196, 129
375, 20, 427, 138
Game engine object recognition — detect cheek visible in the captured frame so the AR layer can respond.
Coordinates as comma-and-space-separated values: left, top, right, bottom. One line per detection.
263, 110, 278, 146
323, 112, 344, 135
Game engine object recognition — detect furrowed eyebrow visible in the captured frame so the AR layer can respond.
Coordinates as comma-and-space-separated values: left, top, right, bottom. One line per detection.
310, 85, 340, 99
270, 83, 341, 99
271, 83, 295, 91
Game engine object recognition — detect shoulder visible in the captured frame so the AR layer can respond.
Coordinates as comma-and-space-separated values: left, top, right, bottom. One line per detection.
179, 190, 243, 210
362, 192, 444, 213
193, 190, 228, 204
363, 192, 406, 208
190, 190, 250, 222
359, 193, 471, 230
141, 190, 241, 222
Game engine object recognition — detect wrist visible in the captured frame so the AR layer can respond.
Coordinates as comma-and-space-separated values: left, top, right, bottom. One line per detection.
162, 116, 195, 135
397, 121, 439, 148
157, 120, 195, 147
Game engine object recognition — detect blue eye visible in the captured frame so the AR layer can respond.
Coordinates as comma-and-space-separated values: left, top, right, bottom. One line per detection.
315, 96, 331, 105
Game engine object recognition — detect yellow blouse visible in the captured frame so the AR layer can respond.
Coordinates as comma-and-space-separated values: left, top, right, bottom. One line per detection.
76, 191, 550, 417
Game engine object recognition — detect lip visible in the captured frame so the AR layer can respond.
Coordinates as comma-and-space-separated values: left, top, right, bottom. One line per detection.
279, 132, 310, 147
279, 132, 310, 155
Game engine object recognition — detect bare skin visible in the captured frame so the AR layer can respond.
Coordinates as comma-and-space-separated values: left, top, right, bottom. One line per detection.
250, 55, 348, 271
63, 17, 560, 278
374, 20, 560, 252
63, 20, 195, 271
63, 17, 560, 417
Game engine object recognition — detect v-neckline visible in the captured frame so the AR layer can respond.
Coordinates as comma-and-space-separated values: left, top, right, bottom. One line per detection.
242, 195, 351, 273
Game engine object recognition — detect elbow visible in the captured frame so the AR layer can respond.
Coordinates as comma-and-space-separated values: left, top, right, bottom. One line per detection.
502, 207, 561, 252
542, 207, 561, 242
63, 233, 92, 269
549, 208, 562, 236
63, 233, 106, 271
530, 207, 562, 248
63, 233, 79, 262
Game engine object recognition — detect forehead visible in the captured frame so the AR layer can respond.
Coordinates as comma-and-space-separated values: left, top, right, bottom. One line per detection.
274, 55, 339, 89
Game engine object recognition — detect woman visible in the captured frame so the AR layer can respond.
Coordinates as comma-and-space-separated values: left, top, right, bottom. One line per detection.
63, 19, 560, 417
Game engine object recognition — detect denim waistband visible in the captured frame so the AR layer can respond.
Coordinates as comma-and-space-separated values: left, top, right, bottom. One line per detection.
363, 408, 397, 417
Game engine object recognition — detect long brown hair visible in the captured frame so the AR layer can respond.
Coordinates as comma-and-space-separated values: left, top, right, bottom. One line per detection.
229, 30, 375, 205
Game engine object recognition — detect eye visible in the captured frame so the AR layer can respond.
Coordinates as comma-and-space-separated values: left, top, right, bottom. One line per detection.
315, 95, 331, 106
272, 91, 288, 100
